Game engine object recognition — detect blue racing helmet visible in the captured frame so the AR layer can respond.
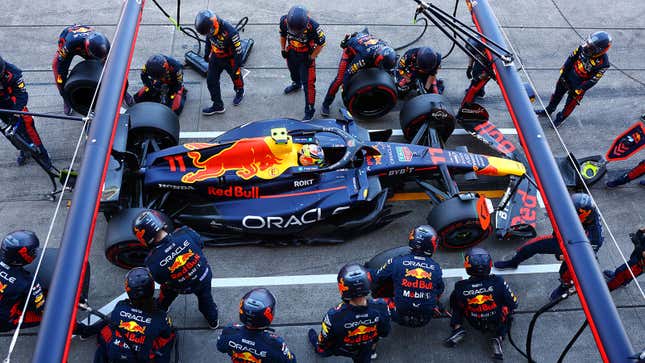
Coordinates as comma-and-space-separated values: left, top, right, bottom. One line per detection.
287, 5, 308, 34
1, 230, 39, 266
132, 209, 168, 247
239, 288, 277, 329
464, 247, 492, 277
337, 263, 371, 301
408, 225, 439, 256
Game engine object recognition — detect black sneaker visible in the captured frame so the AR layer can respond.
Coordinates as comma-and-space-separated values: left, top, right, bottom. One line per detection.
444, 327, 466, 347
490, 337, 504, 360
233, 89, 245, 106
208, 319, 219, 330
64, 102, 73, 116
284, 82, 301, 94
123, 92, 135, 107
320, 103, 330, 117
494, 259, 518, 270
603, 270, 615, 282
303, 105, 315, 120
535, 107, 551, 116
202, 104, 226, 115
307, 328, 318, 349
16, 151, 28, 166
553, 112, 565, 128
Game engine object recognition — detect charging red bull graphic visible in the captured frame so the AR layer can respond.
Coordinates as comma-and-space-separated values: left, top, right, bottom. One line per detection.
404, 268, 432, 280
118, 320, 147, 334
466, 294, 497, 314
344, 325, 377, 344
168, 250, 195, 273
181, 138, 284, 182
231, 351, 261, 363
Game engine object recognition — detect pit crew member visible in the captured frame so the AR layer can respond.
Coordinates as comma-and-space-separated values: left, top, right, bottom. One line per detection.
445, 247, 518, 361
280, 5, 326, 120
217, 288, 296, 362
133, 209, 219, 328
134, 54, 187, 115
308, 263, 391, 362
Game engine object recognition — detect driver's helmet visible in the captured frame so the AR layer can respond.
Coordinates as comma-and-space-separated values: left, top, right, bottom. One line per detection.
298, 144, 324, 167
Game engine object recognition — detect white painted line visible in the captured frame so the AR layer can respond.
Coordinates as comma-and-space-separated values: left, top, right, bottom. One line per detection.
88, 263, 560, 324
179, 128, 518, 139
242, 68, 251, 79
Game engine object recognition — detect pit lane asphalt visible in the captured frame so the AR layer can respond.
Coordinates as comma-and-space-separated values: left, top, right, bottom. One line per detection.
0, 0, 644, 362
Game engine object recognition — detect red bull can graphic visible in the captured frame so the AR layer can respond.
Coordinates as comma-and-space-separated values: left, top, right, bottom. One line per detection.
181, 138, 286, 182
231, 351, 261, 363
168, 250, 195, 272
118, 320, 146, 334
404, 268, 432, 280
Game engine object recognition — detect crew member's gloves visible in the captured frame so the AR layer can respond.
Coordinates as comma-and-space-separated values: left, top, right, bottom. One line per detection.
574, 89, 583, 96
466, 65, 473, 79
340, 33, 351, 49
281, 50, 288, 59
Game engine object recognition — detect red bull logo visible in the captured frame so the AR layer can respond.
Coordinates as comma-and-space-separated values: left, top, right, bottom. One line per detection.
404, 268, 432, 280
133, 227, 146, 244
119, 320, 146, 334
169, 250, 195, 272
467, 294, 495, 305
338, 278, 349, 293
347, 325, 377, 337
181, 138, 284, 183
0, 282, 6, 293
231, 351, 261, 363
208, 186, 260, 199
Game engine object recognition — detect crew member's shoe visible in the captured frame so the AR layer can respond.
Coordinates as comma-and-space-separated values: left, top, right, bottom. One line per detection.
303, 105, 315, 120
320, 103, 331, 117
123, 92, 135, 107
603, 270, 615, 282
553, 112, 565, 128
549, 284, 570, 301
307, 329, 318, 349
494, 259, 519, 270
16, 151, 27, 166
606, 174, 628, 188
490, 337, 504, 360
535, 106, 553, 116
443, 327, 466, 347
233, 89, 245, 106
208, 319, 219, 330
64, 102, 73, 116
284, 82, 301, 94
202, 104, 226, 115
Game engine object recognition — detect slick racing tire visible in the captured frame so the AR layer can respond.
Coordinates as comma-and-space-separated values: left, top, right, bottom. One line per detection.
105, 208, 173, 269
126, 102, 180, 154
364, 246, 409, 298
400, 93, 455, 143
342, 68, 398, 120
63, 59, 103, 115
427, 195, 491, 249
25, 248, 91, 301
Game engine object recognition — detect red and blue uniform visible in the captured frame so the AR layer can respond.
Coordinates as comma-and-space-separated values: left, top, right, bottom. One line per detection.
92, 299, 174, 363
217, 323, 297, 362
52, 24, 102, 95
373, 253, 444, 327
0, 260, 45, 332
606, 229, 645, 291
279, 15, 326, 114
463, 39, 491, 105
396, 48, 441, 94
312, 300, 390, 363
543, 46, 609, 121
0, 61, 51, 167
144, 226, 218, 325
134, 55, 186, 115
607, 159, 645, 187
322, 32, 390, 108
449, 274, 518, 337
205, 18, 244, 109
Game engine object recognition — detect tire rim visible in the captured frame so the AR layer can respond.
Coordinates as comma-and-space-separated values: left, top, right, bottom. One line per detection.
107, 241, 148, 269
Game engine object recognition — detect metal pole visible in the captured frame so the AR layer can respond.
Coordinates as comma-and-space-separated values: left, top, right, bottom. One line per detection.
466, 1, 634, 362
31, 0, 145, 362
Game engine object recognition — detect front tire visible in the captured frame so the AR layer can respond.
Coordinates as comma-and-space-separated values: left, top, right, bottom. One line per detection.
427, 195, 491, 249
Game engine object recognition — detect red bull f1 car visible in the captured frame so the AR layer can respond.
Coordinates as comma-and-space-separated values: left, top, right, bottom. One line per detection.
101, 102, 534, 268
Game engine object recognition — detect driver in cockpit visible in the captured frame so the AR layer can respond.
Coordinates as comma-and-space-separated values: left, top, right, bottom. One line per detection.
298, 144, 325, 167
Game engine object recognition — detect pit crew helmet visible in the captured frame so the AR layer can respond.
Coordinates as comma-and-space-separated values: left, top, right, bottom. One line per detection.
133, 209, 168, 247
195, 9, 219, 36
571, 193, 596, 225
409, 225, 439, 257
85, 32, 110, 60
1, 230, 39, 266
581, 31, 612, 57
337, 263, 371, 301
125, 267, 155, 301
464, 247, 492, 277
286, 5, 308, 34
239, 288, 277, 329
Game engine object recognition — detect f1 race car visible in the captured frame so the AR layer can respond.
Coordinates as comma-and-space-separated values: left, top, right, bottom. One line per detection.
101, 102, 533, 268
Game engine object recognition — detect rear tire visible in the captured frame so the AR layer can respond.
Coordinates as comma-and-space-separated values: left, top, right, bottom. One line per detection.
24, 248, 91, 300
342, 68, 397, 120
427, 195, 491, 249
63, 59, 103, 115
400, 93, 455, 143
126, 102, 180, 153
104, 208, 173, 269
364, 246, 409, 298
